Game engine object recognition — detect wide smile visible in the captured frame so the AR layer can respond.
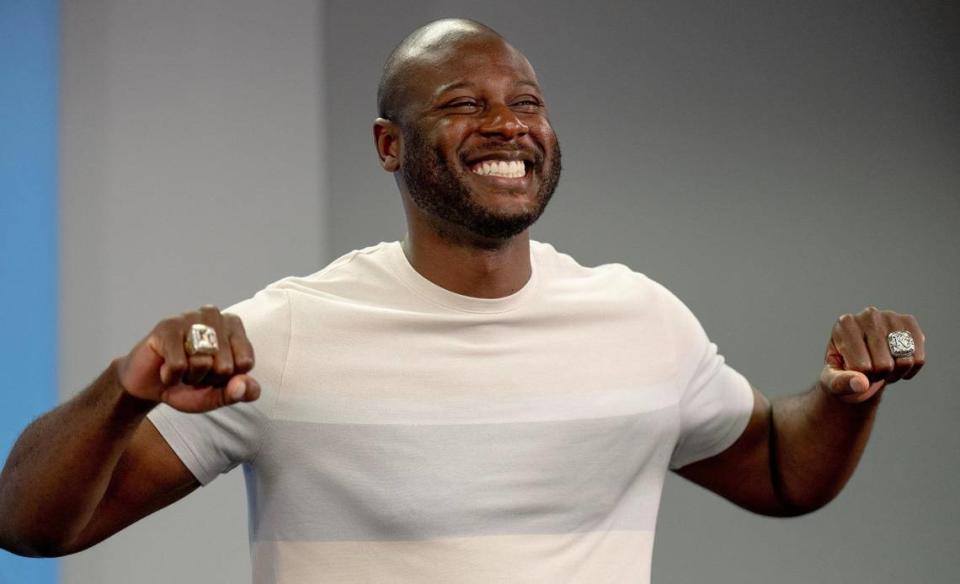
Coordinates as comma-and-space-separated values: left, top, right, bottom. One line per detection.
470, 159, 527, 179
463, 154, 539, 194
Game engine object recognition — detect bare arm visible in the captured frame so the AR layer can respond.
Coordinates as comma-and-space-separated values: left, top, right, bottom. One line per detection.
677, 307, 925, 516
0, 307, 260, 556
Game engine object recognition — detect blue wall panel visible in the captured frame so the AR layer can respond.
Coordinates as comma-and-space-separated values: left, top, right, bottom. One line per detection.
0, 0, 60, 581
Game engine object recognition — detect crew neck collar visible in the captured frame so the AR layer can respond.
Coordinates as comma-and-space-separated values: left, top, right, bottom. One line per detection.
384, 240, 539, 314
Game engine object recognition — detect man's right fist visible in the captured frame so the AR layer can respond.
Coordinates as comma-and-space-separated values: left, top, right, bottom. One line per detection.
115, 305, 260, 412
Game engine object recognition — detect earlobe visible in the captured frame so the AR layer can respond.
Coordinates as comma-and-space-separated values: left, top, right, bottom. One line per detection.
373, 118, 401, 172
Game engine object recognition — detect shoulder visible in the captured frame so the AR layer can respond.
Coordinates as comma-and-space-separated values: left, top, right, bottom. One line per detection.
532, 240, 690, 313
265, 241, 403, 306
228, 241, 399, 317
266, 241, 396, 294
532, 240, 707, 353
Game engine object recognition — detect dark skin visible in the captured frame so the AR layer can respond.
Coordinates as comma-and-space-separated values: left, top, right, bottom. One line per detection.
0, 21, 926, 558
374, 33, 559, 298
0, 307, 260, 556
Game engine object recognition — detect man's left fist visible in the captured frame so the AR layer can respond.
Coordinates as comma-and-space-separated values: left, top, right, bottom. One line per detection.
820, 307, 925, 404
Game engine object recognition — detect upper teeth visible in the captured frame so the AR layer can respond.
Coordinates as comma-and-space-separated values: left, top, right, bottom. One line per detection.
472, 160, 525, 178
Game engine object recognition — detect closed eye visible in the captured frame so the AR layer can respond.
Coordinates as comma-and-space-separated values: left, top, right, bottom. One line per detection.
512, 99, 543, 111
443, 99, 480, 111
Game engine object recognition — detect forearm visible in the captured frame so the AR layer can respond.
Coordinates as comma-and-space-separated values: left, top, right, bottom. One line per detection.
679, 308, 921, 517
770, 383, 882, 513
0, 360, 155, 556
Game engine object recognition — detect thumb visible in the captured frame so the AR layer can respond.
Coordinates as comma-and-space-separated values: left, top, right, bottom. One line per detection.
160, 375, 260, 413
820, 365, 869, 395
819, 365, 886, 404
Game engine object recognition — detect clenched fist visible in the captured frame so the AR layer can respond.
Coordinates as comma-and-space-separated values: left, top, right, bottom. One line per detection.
820, 307, 925, 404
116, 305, 260, 412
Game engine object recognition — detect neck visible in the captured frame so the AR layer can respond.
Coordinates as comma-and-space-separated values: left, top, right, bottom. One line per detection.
401, 221, 532, 299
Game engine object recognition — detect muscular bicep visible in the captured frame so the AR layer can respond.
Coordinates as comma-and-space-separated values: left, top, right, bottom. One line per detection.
63, 418, 200, 554
674, 388, 794, 517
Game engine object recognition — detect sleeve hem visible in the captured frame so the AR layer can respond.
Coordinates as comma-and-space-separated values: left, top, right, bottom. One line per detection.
668, 377, 754, 470
146, 407, 219, 485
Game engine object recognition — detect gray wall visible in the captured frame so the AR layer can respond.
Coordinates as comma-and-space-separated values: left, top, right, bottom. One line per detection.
325, 1, 960, 583
60, 1, 958, 583
60, 1, 324, 582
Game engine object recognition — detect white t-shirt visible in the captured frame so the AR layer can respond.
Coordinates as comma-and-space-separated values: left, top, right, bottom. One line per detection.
148, 240, 754, 584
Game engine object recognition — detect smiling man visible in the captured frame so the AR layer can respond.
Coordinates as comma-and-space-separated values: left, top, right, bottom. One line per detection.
375, 21, 562, 296
0, 19, 926, 583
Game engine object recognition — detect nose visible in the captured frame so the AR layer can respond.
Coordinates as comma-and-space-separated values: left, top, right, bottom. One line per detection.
478, 103, 529, 140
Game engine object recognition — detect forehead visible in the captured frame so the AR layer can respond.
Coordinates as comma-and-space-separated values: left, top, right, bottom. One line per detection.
405, 37, 541, 100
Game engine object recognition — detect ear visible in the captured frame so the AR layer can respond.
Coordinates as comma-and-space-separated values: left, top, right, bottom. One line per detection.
373, 118, 401, 172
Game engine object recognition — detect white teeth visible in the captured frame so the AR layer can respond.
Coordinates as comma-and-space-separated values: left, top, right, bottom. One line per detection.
471, 160, 526, 178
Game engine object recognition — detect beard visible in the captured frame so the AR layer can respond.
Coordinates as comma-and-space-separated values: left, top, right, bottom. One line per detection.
400, 127, 562, 241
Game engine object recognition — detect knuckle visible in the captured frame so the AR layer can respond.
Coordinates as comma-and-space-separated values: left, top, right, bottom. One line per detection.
836, 314, 855, 328
861, 309, 883, 327
157, 317, 181, 331
166, 359, 188, 372
873, 361, 895, 376
189, 354, 213, 367
227, 314, 247, 332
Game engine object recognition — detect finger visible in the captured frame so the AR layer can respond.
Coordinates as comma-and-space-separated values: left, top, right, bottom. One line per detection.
226, 375, 260, 403
117, 331, 172, 400
886, 314, 917, 383
901, 314, 926, 380
182, 310, 214, 386
833, 313, 872, 376
160, 374, 260, 413
223, 312, 255, 373
199, 305, 235, 386
856, 307, 896, 383
157, 320, 189, 387
820, 364, 869, 395
161, 385, 224, 413
182, 353, 214, 386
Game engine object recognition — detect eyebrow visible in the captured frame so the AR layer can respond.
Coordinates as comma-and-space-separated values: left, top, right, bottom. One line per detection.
433, 79, 542, 98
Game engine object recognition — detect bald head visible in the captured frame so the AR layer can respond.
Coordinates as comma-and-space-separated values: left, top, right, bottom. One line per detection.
377, 19, 511, 125
371, 18, 561, 243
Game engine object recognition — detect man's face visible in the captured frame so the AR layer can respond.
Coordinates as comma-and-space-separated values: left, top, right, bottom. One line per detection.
397, 37, 561, 241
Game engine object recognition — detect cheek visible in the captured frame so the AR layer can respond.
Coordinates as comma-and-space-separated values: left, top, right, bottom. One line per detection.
529, 121, 557, 149
436, 119, 474, 144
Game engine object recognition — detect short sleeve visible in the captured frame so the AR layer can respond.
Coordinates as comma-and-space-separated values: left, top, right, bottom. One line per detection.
147, 287, 290, 485
666, 297, 754, 470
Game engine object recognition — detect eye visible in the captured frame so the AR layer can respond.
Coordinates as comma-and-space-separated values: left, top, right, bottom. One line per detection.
443, 99, 480, 112
511, 98, 543, 111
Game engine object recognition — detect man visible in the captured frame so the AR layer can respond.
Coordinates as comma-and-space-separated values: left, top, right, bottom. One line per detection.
0, 18, 925, 583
